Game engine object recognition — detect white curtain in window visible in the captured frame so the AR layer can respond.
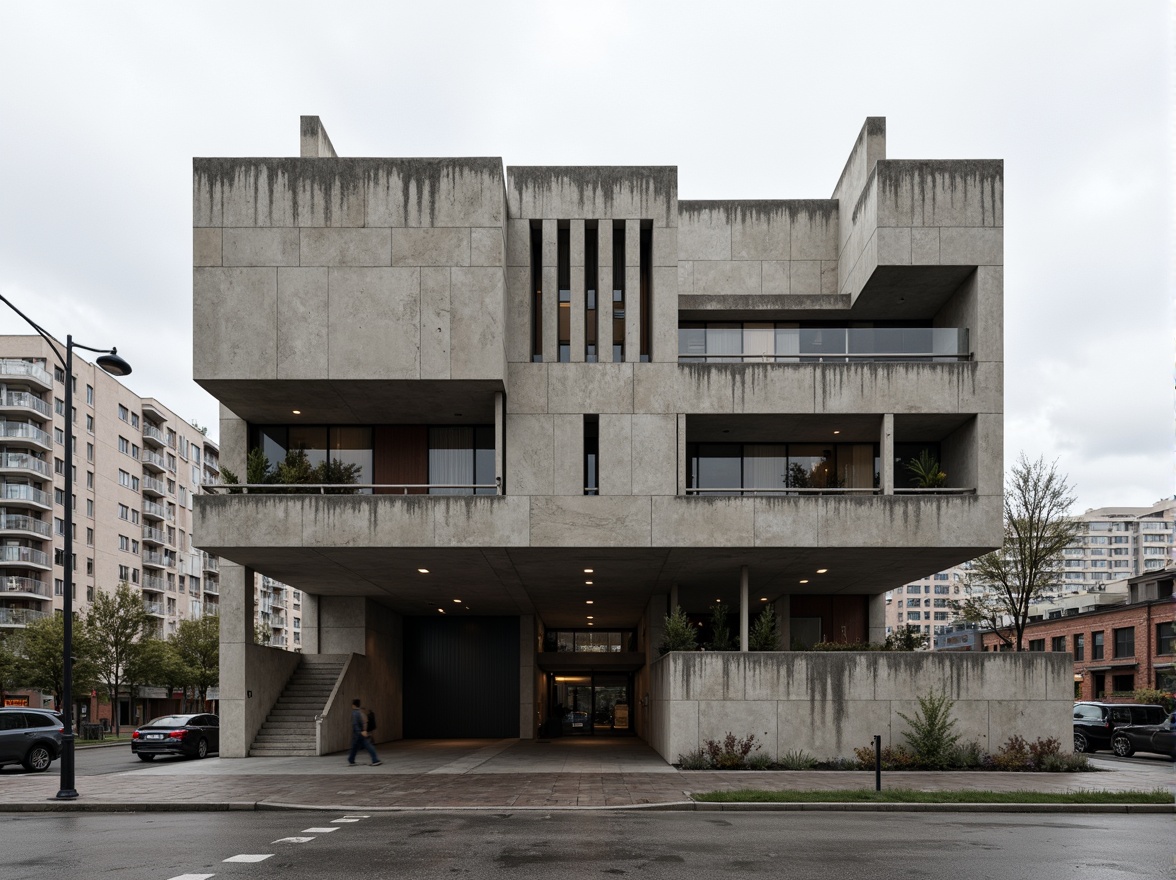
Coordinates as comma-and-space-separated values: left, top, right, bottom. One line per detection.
429, 427, 473, 495
743, 444, 787, 493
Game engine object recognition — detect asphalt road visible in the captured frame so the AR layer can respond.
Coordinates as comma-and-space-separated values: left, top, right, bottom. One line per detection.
0, 810, 1172, 880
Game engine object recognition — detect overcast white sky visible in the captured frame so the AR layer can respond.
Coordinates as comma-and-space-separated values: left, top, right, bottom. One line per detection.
0, 1, 1171, 512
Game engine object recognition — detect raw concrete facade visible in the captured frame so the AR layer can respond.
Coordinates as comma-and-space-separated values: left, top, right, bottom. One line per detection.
193, 117, 1016, 758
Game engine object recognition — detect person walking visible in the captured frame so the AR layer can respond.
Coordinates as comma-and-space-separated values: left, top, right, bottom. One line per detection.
347, 697, 381, 766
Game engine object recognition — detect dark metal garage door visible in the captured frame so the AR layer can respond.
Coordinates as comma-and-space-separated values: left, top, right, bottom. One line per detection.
402, 616, 520, 739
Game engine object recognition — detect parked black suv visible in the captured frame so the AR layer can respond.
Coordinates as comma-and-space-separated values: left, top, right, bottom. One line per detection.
1073, 702, 1168, 754
0, 707, 64, 772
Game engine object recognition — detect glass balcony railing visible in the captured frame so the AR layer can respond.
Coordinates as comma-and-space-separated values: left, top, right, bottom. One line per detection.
0, 607, 52, 626
141, 450, 168, 472
2, 576, 51, 598
143, 601, 166, 617
1, 392, 52, 418
679, 327, 969, 363
0, 483, 52, 508
0, 514, 51, 537
0, 421, 53, 447
0, 360, 54, 388
142, 526, 168, 545
0, 545, 51, 567
142, 550, 169, 568
0, 452, 51, 477
142, 500, 169, 521
142, 475, 167, 497
141, 424, 167, 446
142, 574, 167, 592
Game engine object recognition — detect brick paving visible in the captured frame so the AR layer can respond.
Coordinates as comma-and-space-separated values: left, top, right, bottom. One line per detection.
0, 739, 1171, 810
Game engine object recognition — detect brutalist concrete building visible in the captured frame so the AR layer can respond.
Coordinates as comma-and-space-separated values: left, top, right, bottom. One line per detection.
194, 117, 1067, 761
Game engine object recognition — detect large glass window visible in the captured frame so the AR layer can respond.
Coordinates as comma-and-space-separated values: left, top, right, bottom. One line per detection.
689, 442, 878, 494
428, 426, 494, 495
1112, 627, 1134, 658
680, 321, 966, 362
1157, 622, 1175, 655
1091, 631, 1104, 660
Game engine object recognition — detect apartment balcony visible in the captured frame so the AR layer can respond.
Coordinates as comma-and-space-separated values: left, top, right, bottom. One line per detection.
0, 513, 51, 539
142, 550, 169, 569
0, 545, 51, 570
0, 606, 51, 628
143, 600, 166, 618
202, 555, 219, 574
141, 526, 168, 547
678, 326, 970, 364
1, 575, 51, 599
0, 391, 52, 420
142, 573, 168, 592
0, 360, 53, 391
141, 475, 167, 498
0, 483, 52, 512
0, 421, 52, 451
141, 423, 167, 448
202, 579, 219, 596
0, 452, 51, 479
141, 450, 168, 473
141, 500, 169, 522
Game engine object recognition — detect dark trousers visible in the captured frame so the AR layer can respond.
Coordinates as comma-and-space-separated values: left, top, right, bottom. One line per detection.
348, 732, 379, 763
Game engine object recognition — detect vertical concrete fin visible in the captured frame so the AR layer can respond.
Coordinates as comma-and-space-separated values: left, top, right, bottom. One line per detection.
300, 116, 339, 158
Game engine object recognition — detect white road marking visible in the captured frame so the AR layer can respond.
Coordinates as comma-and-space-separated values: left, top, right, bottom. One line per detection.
302, 827, 338, 833
168, 875, 215, 880
223, 854, 273, 863
331, 818, 360, 823
273, 836, 315, 844
341, 815, 369, 819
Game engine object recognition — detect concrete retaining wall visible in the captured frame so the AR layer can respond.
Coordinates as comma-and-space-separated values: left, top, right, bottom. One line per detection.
649, 651, 1072, 763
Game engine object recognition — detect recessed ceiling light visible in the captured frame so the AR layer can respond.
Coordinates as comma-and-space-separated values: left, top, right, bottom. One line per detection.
760, 597, 768, 602
437, 608, 445, 614
584, 568, 594, 573
418, 568, 429, 574
586, 600, 593, 605
585, 580, 593, 585
715, 598, 721, 603
292, 410, 301, 415
587, 622, 594, 626
833, 430, 840, 435
817, 568, 828, 574
587, 615, 594, 620
799, 579, 809, 584
453, 598, 461, 603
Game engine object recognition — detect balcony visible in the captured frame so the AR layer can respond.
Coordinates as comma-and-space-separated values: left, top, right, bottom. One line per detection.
202, 555, 219, 574
142, 500, 169, 522
142, 475, 167, 497
0, 545, 51, 569
678, 326, 969, 364
141, 423, 167, 448
0, 607, 51, 628
140, 450, 168, 473
1, 576, 51, 598
0, 482, 52, 511
0, 360, 53, 390
0, 514, 51, 539
143, 600, 166, 617
142, 526, 167, 546
0, 452, 51, 478
0, 421, 52, 451
202, 579, 219, 596
0, 391, 52, 420
142, 573, 167, 593
142, 550, 169, 569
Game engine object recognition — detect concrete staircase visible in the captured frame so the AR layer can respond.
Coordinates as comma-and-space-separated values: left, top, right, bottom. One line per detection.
249, 654, 346, 757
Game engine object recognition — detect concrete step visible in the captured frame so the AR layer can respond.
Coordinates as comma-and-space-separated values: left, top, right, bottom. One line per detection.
260, 720, 316, 729
253, 735, 315, 744
250, 747, 317, 757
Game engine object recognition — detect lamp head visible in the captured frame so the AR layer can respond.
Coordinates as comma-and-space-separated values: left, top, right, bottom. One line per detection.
96, 349, 132, 377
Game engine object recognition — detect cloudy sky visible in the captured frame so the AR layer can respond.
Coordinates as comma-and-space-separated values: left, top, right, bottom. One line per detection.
0, 1, 1170, 512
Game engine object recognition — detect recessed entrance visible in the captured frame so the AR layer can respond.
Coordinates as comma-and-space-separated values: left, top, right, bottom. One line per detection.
548, 673, 632, 737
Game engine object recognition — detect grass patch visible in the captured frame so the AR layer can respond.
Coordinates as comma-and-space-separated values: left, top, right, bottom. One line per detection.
693, 788, 1174, 805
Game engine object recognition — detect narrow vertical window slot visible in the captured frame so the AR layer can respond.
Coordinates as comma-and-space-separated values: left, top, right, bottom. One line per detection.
612, 221, 625, 363
557, 223, 571, 363
584, 415, 599, 496
640, 222, 652, 362
585, 223, 598, 362
530, 222, 543, 362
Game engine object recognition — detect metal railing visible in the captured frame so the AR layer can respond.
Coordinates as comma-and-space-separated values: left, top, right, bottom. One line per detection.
202, 482, 502, 496
0, 421, 53, 446
142, 500, 171, 521
0, 452, 51, 476
143, 601, 166, 616
142, 475, 167, 496
141, 450, 168, 471
1, 392, 52, 418
683, 487, 975, 497
202, 556, 219, 573
0, 360, 54, 387
0, 514, 51, 537
141, 424, 167, 445
142, 526, 167, 544
0, 545, 51, 567
141, 574, 167, 592
2, 576, 51, 597
0, 607, 51, 626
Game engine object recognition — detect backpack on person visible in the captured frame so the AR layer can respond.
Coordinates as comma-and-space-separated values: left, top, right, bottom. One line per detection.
366, 709, 377, 733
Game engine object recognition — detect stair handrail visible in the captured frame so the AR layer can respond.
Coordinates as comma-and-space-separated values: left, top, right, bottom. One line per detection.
316, 653, 355, 756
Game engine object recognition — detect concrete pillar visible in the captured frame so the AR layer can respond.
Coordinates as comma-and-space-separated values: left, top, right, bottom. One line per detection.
598, 222, 613, 363
625, 218, 641, 362
676, 413, 687, 496
869, 593, 888, 645
739, 565, 749, 652
218, 562, 254, 758
519, 614, 536, 739
542, 221, 558, 364
494, 391, 505, 494
881, 413, 895, 495
570, 220, 585, 362
319, 596, 366, 654
300, 591, 320, 654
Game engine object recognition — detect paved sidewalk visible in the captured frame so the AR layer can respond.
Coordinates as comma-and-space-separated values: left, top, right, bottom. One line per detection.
1, 738, 1172, 811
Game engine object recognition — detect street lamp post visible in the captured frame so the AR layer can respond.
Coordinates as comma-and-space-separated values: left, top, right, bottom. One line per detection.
0, 293, 130, 800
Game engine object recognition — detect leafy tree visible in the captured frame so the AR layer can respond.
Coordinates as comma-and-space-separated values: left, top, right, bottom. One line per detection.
0, 633, 23, 702
659, 606, 698, 655
707, 603, 735, 651
125, 637, 174, 724
10, 614, 99, 709
173, 614, 219, 706
86, 583, 152, 734
884, 626, 929, 651
897, 690, 961, 769
952, 454, 1079, 650
748, 606, 780, 651
254, 624, 272, 646
221, 447, 360, 494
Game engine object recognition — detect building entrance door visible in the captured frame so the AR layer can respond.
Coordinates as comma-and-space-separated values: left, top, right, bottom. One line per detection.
549, 673, 632, 736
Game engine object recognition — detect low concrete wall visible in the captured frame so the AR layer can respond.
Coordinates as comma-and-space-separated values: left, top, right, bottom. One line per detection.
649, 652, 1072, 763
240, 644, 301, 756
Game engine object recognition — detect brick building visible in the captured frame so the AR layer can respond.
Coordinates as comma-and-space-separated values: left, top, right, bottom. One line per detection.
980, 566, 1175, 700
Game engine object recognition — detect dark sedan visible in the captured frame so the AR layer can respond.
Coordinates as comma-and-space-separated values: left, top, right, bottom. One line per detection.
1110, 716, 1175, 759
131, 713, 219, 761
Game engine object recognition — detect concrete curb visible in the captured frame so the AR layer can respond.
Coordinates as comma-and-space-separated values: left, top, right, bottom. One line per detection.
3, 800, 1172, 814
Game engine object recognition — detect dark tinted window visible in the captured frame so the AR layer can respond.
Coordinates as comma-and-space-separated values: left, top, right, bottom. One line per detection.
145, 715, 194, 727
1109, 707, 1132, 723
0, 714, 26, 731
1134, 706, 1166, 724
1074, 705, 1104, 721
23, 713, 58, 729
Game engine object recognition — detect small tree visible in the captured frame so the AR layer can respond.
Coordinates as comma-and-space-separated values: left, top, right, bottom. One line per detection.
173, 614, 219, 707
125, 637, 173, 724
659, 606, 698, 655
254, 624, 273, 646
953, 454, 1079, 650
897, 690, 961, 769
86, 583, 152, 735
10, 614, 99, 709
748, 606, 780, 651
0, 633, 23, 703
885, 626, 929, 651
707, 603, 735, 651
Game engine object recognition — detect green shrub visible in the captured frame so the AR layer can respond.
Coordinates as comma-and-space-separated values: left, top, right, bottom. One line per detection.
708, 604, 735, 651
897, 691, 961, 769
744, 752, 775, 771
676, 748, 710, 770
777, 749, 819, 770
884, 627, 929, 651
659, 606, 698, 655
1133, 688, 1175, 712
704, 732, 760, 769
993, 735, 1074, 771
945, 740, 986, 770
853, 743, 919, 771
748, 606, 780, 651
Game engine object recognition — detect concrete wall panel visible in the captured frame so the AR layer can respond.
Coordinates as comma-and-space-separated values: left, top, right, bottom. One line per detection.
651, 497, 754, 546
471, 227, 504, 267
276, 267, 329, 379
327, 267, 420, 379
553, 413, 583, 496
506, 363, 548, 413
300, 228, 391, 267
692, 261, 762, 297
223, 228, 300, 267
392, 227, 471, 267
529, 495, 652, 546
420, 267, 452, 380
631, 414, 677, 496
193, 268, 277, 381
546, 363, 634, 414
450, 267, 505, 381
506, 413, 554, 496
193, 228, 222, 266
599, 413, 632, 496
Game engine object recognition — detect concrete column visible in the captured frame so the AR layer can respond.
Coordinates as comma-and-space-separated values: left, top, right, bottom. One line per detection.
300, 591, 320, 654
519, 614, 536, 738
218, 562, 254, 758
495, 391, 505, 494
739, 565, 749, 652
625, 218, 641, 362
542, 221, 558, 364
676, 413, 687, 496
598, 222, 613, 362
881, 413, 895, 495
869, 593, 888, 645
570, 220, 585, 362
